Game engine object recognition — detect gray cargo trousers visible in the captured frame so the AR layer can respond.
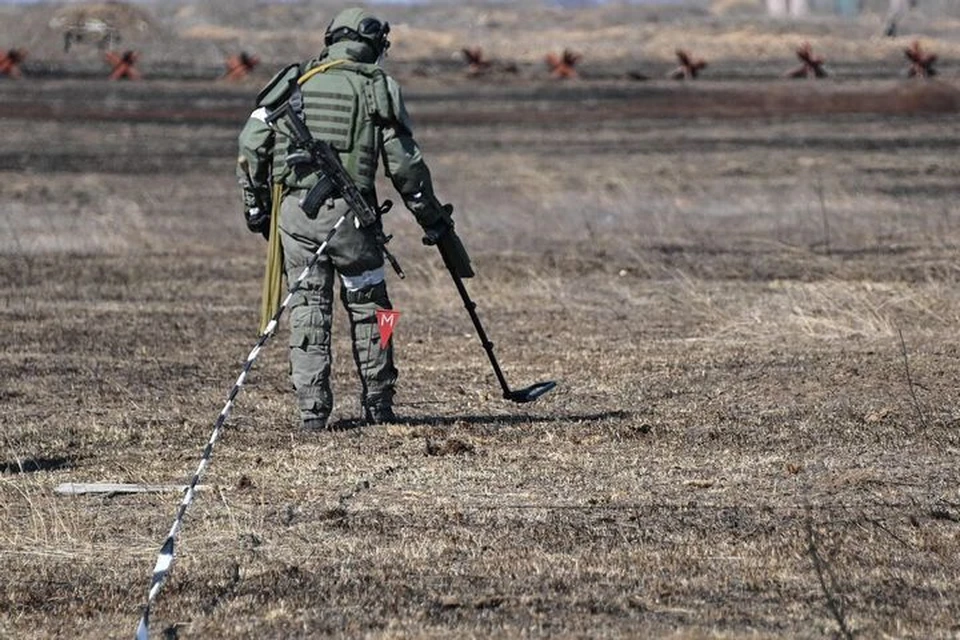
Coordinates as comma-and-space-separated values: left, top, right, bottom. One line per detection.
279, 194, 397, 423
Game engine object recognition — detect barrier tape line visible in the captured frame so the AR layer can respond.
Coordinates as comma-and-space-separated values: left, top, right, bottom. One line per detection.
135, 214, 348, 640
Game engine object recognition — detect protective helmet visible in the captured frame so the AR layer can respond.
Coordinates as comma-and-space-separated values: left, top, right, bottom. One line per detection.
324, 8, 390, 55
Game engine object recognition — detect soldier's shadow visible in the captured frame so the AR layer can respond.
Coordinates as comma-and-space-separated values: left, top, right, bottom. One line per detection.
328, 410, 631, 432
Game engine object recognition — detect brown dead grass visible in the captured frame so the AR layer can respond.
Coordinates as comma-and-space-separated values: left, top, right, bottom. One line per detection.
1, 63, 960, 639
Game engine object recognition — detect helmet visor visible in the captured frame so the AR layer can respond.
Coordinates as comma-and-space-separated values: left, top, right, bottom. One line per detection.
358, 17, 389, 39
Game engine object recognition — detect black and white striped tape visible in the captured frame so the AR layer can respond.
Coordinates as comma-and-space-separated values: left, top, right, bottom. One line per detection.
135, 214, 348, 639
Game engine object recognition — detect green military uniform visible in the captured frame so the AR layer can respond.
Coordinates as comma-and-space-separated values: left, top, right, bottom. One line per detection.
237, 8, 452, 428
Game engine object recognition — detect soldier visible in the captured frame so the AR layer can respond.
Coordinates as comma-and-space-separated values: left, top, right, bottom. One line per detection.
237, 7, 456, 430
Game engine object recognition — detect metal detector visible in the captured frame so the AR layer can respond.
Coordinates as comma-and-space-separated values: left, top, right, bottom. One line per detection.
436, 242, 557, 404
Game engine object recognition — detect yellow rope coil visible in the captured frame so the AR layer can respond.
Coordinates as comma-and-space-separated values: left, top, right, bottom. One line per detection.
258, 182, 285, 335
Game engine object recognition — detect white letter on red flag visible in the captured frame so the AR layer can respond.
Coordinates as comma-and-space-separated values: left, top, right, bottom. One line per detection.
376, 309, 401, 349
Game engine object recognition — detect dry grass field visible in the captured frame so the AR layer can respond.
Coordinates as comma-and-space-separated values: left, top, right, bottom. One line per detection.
2, 3, 960, 639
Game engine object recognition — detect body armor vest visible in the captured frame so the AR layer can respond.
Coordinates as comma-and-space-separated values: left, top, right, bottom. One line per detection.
292, 63, 382, 194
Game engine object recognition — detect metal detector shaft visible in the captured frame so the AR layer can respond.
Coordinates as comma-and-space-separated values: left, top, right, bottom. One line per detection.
436, 244, 556, 403
443, 253, 511, 397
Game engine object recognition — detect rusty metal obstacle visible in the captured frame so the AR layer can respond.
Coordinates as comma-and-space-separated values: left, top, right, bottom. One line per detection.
904, 40, 936, 78
224, 52, 260, 81
4, 24, 955, 85
785, 42, 827, 78
546, 49, 581, 79
105, 50, 141, 81
460, 47, 517, 77
0, 48, 26, 79
462, 47, 492, 75
669, 49, 707, 80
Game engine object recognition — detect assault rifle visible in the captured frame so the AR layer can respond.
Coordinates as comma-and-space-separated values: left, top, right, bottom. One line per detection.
264, 100, 405, 278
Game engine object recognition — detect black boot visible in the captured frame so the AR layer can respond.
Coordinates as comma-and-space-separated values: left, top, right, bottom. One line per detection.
364, 404, 397, 425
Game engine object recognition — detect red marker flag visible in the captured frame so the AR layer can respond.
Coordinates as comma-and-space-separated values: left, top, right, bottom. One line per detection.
376, 309, 401, 349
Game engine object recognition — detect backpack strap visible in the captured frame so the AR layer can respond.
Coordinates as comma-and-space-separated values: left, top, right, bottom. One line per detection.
297, 59, 348, 85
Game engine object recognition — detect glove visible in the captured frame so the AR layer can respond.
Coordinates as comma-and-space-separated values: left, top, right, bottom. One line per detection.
421, 203, 454, 246
421, 219, 450, 246
244, 206, 270, 240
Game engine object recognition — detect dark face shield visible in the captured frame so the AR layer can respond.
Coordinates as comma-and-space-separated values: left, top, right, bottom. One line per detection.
325, 17, 391, 56
358, 17, 390, 54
